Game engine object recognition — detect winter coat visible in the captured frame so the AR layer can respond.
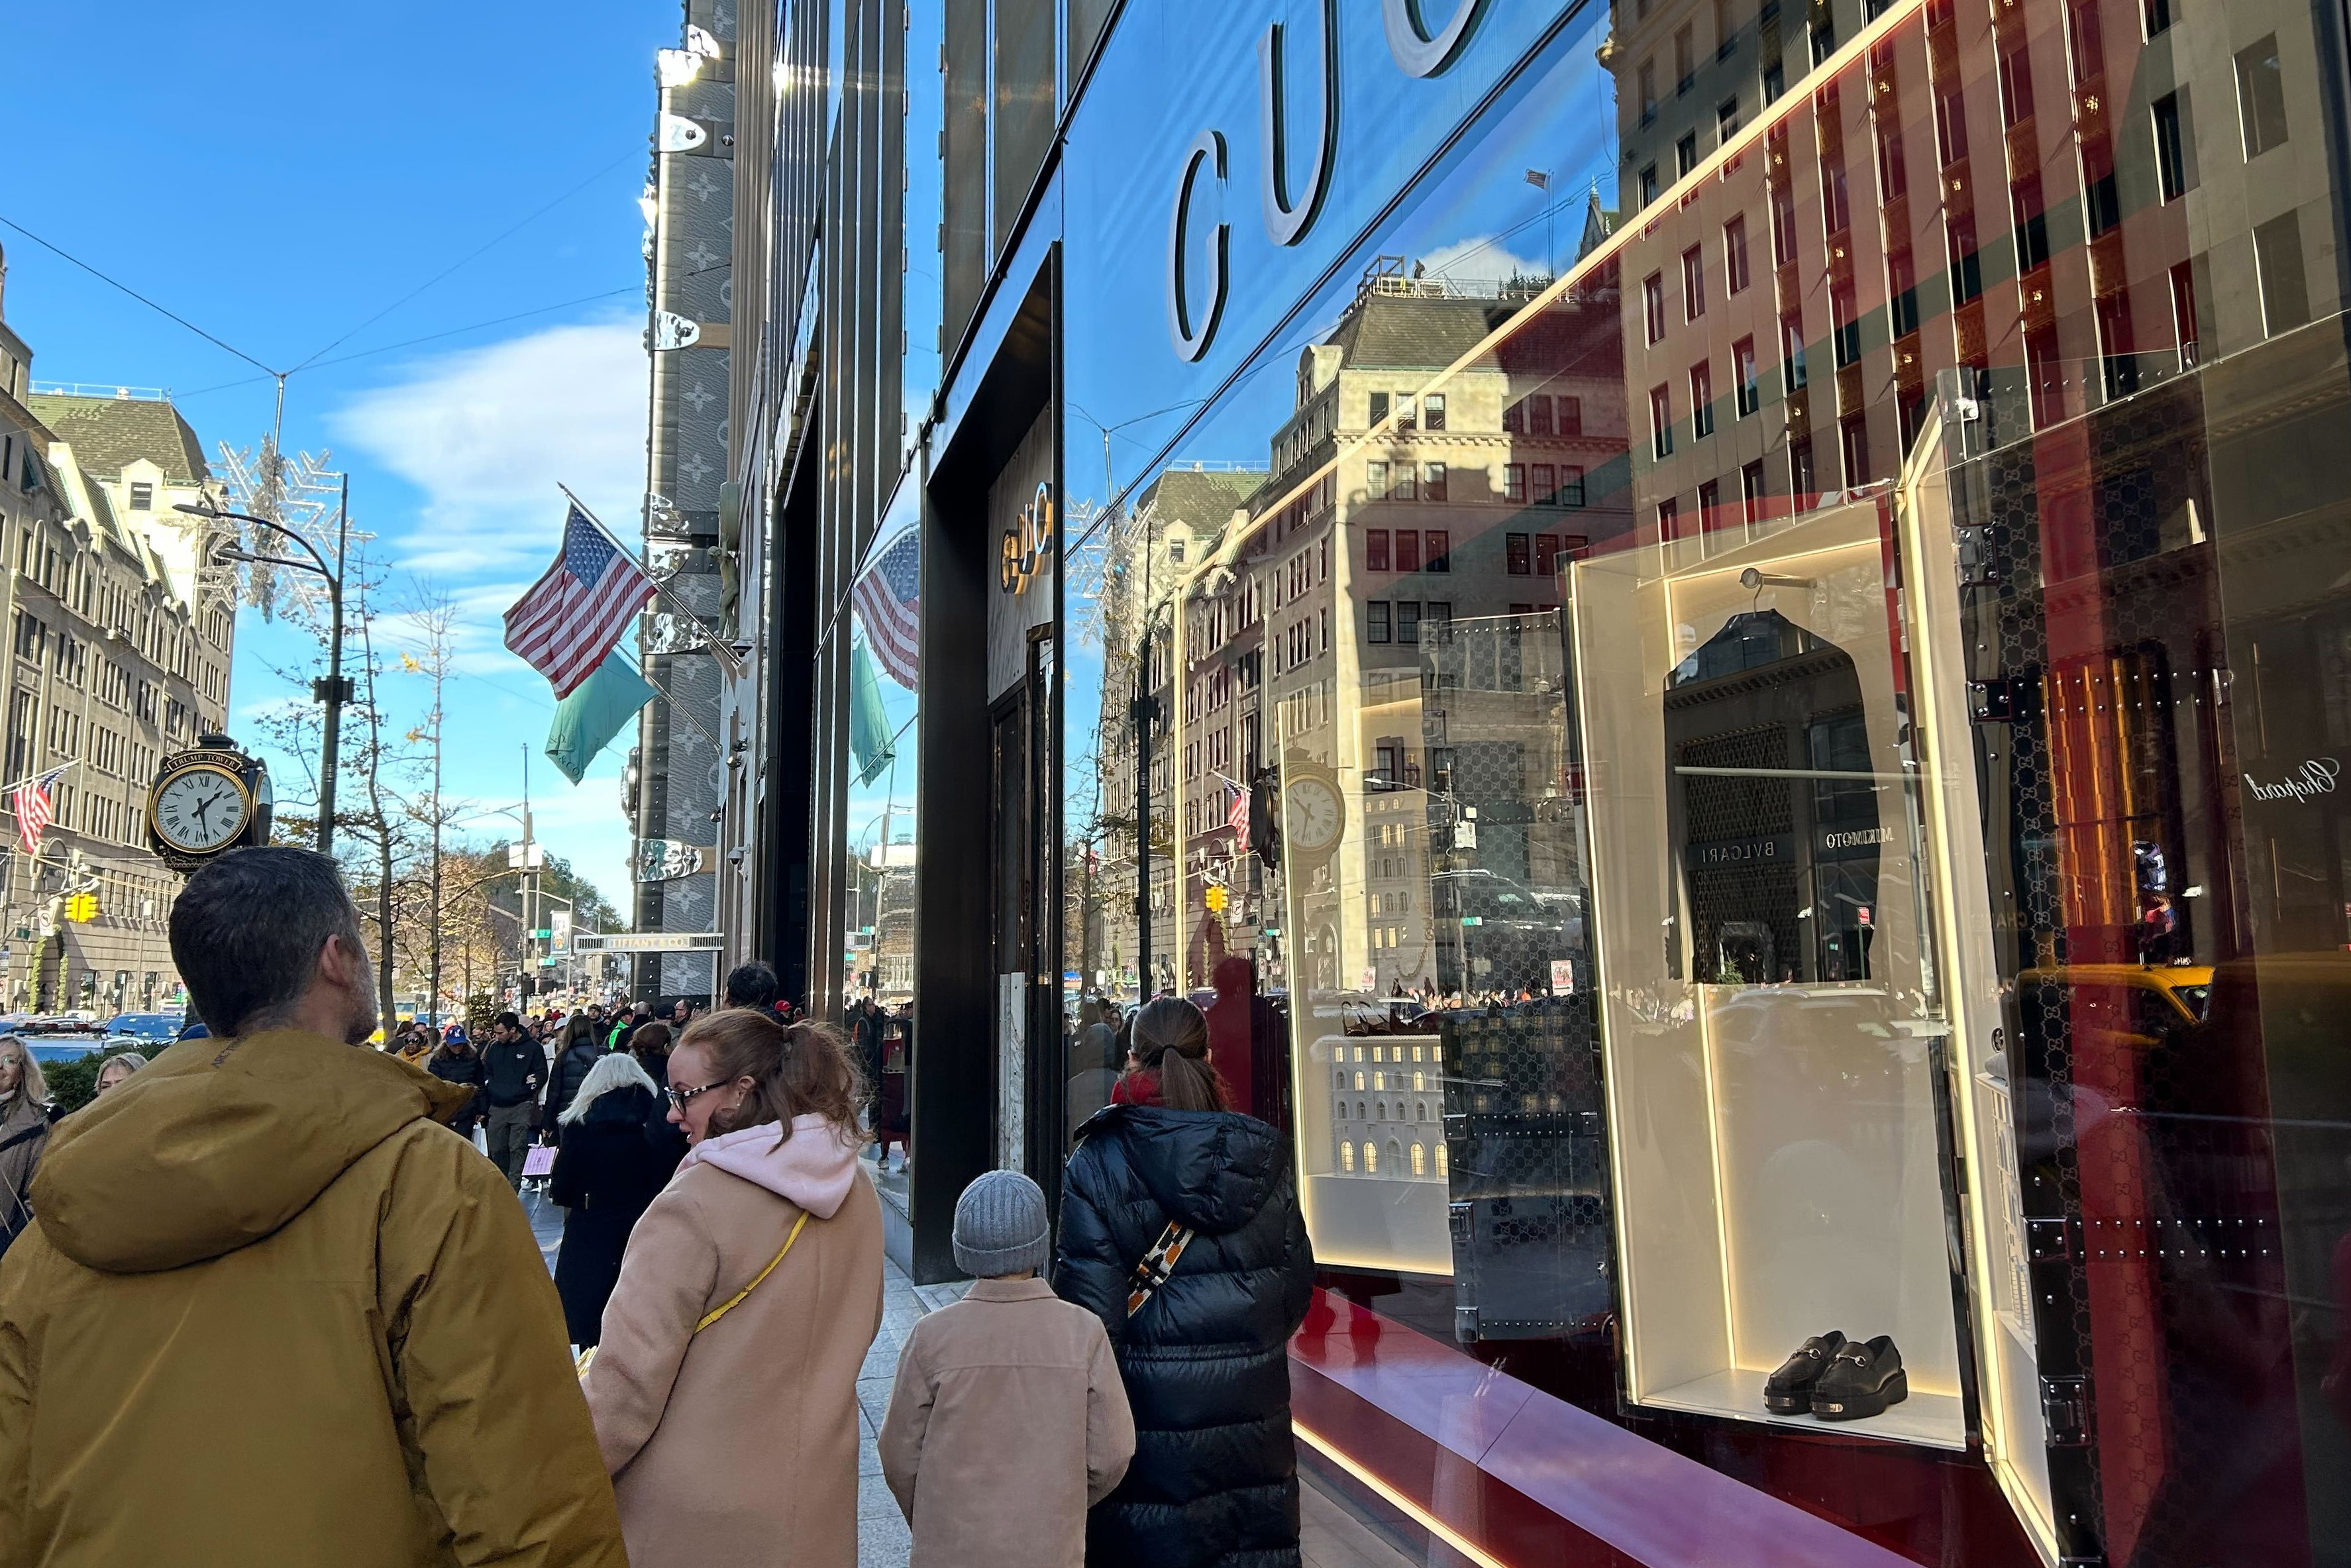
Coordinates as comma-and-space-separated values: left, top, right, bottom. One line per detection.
583, 1114, 883, 1568
546, 1042, 605, 1130
482, 1035, 543, 1109
1055, 1105, 1316, 1568
0, 1029, 625, 1568
0, 1089, 53, 1257
552, 1084, 672, 1347
879, 1276, 1135, 1568
426, 1045, 488, 1125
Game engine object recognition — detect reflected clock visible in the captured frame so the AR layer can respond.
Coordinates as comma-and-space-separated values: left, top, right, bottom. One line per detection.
1282, 761, 1347, 864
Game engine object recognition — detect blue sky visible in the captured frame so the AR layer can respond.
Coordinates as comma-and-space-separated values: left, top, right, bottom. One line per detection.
1, 0, 669, 912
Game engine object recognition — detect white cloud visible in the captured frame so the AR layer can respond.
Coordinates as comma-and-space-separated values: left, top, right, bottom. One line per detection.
331, 319, 649, 578
1418, 233, 1553, 286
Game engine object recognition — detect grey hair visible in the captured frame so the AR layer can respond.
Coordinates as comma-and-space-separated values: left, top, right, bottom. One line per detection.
0, 1035, 47, 1105
168, 847, 366, 1039
559, 1049, 659, 1125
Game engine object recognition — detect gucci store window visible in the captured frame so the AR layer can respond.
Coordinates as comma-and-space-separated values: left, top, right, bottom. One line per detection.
1046, 0, 2351, 1563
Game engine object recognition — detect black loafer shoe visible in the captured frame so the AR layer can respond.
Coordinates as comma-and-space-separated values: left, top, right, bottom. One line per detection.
1810, 1334, 1907, 1421
1763, 1332, 1847, 1414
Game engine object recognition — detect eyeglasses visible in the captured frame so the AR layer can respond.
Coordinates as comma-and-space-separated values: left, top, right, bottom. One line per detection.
666, 1080, 726, 1111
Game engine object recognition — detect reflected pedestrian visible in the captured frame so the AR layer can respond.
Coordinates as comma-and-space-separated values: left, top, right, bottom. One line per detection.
0, 846, 624, 1564
723, 960, 781, 1012
93, 1053, 147, 1096
0, 1035, 56, 1256
583, 1010, 882, 1567
1057, 996, 1315, 1568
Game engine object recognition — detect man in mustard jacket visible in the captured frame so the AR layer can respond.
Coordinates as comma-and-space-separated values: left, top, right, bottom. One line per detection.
0, 847, 627, 1567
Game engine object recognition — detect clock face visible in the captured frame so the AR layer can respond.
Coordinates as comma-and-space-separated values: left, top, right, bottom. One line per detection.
1286, 775, 1345, 856
154, 766, 250, 853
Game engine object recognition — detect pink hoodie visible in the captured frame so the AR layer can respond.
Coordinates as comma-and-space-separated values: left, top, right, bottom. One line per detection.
678, 1113, 864, 1219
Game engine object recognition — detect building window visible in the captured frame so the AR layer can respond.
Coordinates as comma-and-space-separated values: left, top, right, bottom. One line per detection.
1718, 97, 1740, 142
1426, 531, 1450, 571
1741, 458, 1767, 525
2082, 142, 2120, 237
1341, 1141, 1355, 1172
1367, 601, 1391, 643
1999, 41, 2034, 129
1503, 464, 1526, 503
1369, 390, 1390, 425
1531, 462, 1555, 505
1875, 119, 1907, 203
1840, 415, 1871, 488
1675, 23, 1695, 91
2143, 0, 2171, 38
1781, 310, 1808, 390
1770, 179, 1797, 266
128, 482, 154, 511
1691, 361, 1714, 438
1393, 463, 1417, 502
1367, 529, 1390, 571
1366, 460, 1388, 501
1394, 529, 1421, 573
2066, 0, 2104, 83
1936, 84, 1969, 167
1363, 1141, 1379, 1174
1528, 394, 1554, 436
1724, 215, 1750, 293
1557, 395, 1581, 434
1424, 600, 1449, 623
1436, 1143, 1449, 1178
2097, 289, 2139, 401
1887, 248, 1919, 338
2171, 260, 2200, 368
1411, 1143, 1428, 1176
1560, 466, 1585, 507
1658, 497, 1681, 540
1396, 601, 1422, 645
2152, 92, 2191, 200
1639, 58, 1658, 123
1506, 533, 1532, 575
1810, 19, 1834, 66
1422, 393, 1446, 432
1534, 533, 1563, 574
2255, 211, 2312, 336
2236, 37, 2288, 158
1791, 438, 1815, 499
1735, 335, 1759, 417
1677, 132, 1698, 178
2026, 324, 2064, 429
1763, 56, 1785, 103
1947, 212, 1983, 303
1682, 244, 1706, 321
1394, 393, 1416, 429
1640, 163, 1660, 205
1820, 154, 1850, 236
1650, 384, 1674, 459
1644, 273, 1667, 344
2011, 175, 2050, 272
1422, 463, 1447, 503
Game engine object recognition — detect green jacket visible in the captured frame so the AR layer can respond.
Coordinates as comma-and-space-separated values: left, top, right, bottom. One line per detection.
0, 1029, 627, 1566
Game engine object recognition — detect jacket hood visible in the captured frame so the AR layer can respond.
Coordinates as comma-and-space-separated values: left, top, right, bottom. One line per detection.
1084, 1104, 1286, 1235
30, 1029, 476, 1275
680, 1113, 861, 1218
582, 1083, 656, 1126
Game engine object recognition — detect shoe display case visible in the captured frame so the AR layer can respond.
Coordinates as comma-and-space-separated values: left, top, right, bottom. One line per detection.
1566, 493, 1975, 1451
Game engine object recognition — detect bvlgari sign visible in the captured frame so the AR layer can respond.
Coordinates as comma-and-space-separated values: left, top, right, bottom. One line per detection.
1167, 0, 1492, 361
2244, 757, 2340, 804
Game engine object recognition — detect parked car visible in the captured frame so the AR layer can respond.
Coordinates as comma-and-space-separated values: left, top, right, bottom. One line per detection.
104, 1014, 179, 1048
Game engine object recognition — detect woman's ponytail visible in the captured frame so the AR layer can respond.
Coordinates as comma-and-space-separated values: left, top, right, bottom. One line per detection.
1128, 996, 1226, 1112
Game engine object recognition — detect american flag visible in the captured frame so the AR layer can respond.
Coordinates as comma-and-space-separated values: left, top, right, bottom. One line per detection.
11, 766, 66, 855
502, 505, 656, 699
1225, 778, 1251, 854
852, 529, 921, 690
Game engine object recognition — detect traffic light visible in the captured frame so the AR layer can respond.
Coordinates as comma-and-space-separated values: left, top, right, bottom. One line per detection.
64, 893, 98, 923
1204, 884, 1228, 914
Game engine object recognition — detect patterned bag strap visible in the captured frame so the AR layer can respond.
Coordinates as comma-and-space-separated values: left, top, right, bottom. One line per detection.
1124, 1217, 1196, 1318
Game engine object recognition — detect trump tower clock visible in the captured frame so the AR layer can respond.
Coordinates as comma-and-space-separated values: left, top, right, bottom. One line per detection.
148, 737, 274, 873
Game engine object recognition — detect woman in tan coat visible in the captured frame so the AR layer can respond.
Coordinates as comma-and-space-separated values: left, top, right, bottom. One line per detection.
582, 1009, 884, 1568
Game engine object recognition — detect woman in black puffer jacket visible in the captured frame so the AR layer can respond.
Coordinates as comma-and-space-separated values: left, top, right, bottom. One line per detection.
1055, 996, 1314, 1568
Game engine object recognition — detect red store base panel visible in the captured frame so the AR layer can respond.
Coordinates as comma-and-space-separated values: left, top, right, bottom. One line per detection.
1289, 1289, 2043, 1568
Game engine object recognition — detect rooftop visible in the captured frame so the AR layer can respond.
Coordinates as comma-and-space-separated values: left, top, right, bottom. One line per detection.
24, 390, 211, 486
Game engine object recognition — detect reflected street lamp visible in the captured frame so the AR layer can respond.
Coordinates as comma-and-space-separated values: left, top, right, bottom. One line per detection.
177, 478, 352, 856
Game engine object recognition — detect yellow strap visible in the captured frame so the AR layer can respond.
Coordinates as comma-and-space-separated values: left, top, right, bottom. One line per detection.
694, 1210, 811, 1333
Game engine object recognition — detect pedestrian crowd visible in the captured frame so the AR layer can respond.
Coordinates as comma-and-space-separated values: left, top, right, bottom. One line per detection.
0, 845, 1316, 1568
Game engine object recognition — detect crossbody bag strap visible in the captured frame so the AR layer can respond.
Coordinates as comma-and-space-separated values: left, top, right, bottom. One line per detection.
696, 1208, 811, 1332
1124, 1218, 1196, 1318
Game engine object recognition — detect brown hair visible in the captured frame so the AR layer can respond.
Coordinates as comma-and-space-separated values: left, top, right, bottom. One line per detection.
681, 1008, 865, 1143
1127, 997, 1226, 1112
629, 1021, 673, 1059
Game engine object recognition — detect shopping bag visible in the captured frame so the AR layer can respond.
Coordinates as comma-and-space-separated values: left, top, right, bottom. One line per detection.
473, 1124, 489, 1156
522, 1144, 558, 1178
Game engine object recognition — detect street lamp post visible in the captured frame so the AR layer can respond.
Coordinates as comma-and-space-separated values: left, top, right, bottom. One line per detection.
176, 478, 352, 855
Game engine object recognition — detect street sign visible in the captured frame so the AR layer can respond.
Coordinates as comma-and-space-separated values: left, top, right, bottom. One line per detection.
571, 931, 723, 953
1460, 915, 1484, 927
531, 929, 554, 940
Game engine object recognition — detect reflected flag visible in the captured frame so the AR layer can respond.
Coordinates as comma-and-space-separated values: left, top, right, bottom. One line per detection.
503, 505, 656, 699
852, 529, 921, 690
11, 766, 66, 855
1225, 778, 1250, 855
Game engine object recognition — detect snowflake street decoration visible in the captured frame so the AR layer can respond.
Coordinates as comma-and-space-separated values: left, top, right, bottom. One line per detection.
211, 441, 369, 623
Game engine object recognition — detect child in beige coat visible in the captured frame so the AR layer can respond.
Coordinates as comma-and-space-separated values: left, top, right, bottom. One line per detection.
879, 1171, 1134, 1568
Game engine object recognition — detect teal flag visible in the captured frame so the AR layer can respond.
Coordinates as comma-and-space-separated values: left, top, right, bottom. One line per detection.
851, 641, 896, 788
545, 652, 658, 785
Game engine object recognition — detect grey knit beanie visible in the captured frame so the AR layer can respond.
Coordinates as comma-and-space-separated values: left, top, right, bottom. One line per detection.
953, 1169, 1051, 1278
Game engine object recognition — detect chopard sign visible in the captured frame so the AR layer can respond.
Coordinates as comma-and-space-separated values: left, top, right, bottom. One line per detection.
2243, 757, 2341, 804
1167, 0, 1493, 361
